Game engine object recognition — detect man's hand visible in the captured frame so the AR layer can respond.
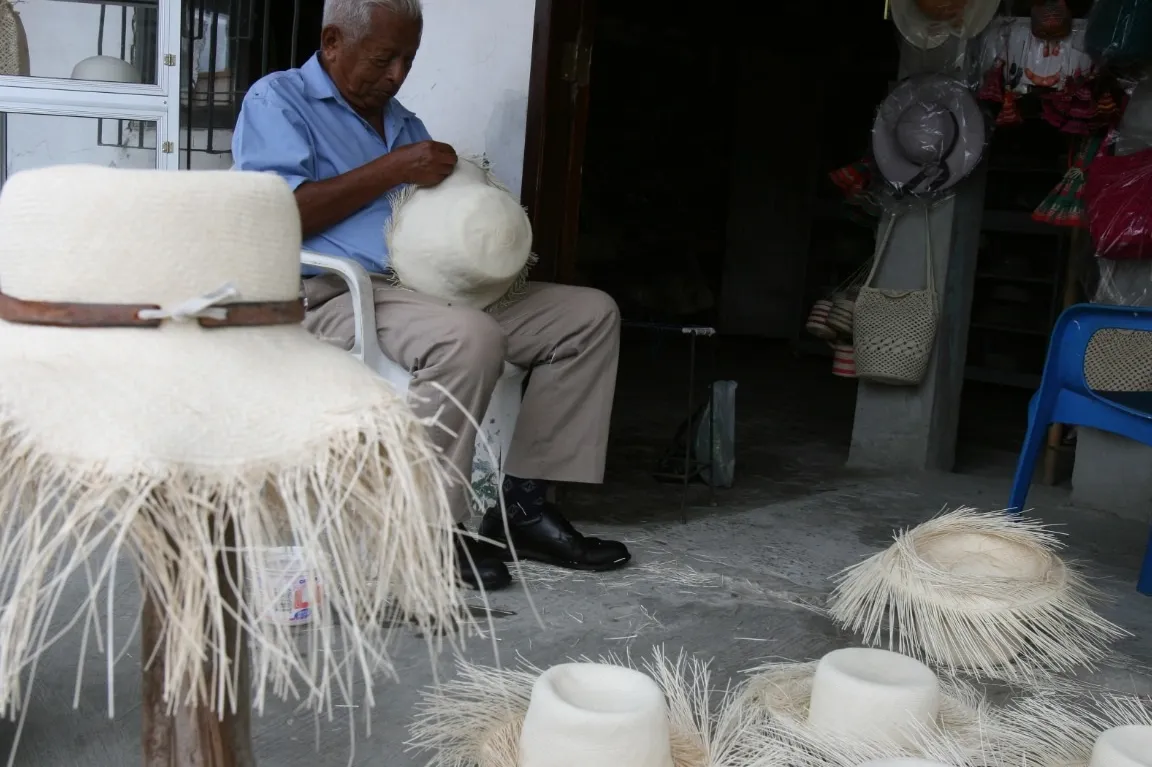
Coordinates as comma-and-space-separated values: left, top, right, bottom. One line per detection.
387, 140, 458, 187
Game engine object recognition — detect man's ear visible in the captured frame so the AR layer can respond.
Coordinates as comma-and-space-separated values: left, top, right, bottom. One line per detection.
320, 25, 344, 57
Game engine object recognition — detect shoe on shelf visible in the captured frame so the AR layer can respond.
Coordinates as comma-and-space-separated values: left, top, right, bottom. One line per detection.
455, 524, 512, 591
478, 504, 631, 572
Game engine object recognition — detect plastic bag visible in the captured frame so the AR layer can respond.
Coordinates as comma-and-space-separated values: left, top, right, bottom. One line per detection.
693, 381, 737, 489
1085, 147, 1152, 261
1085, 0, 1152, 64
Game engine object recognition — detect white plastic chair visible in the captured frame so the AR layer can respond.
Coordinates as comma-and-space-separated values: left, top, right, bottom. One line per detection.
300, 251, 526, 507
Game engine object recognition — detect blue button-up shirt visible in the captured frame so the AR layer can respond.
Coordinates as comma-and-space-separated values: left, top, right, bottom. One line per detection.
232, 53, 432, 275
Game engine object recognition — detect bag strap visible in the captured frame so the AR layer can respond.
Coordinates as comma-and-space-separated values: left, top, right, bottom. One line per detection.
861, 205, 935, 294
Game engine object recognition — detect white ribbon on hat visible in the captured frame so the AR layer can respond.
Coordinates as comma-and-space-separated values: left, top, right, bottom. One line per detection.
136, 282, 240, 322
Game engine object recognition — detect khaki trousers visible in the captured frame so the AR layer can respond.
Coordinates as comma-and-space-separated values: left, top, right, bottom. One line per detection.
303, 276, 621, 522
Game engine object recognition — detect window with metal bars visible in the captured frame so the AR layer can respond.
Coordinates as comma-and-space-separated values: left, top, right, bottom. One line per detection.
178, 0, 320, 162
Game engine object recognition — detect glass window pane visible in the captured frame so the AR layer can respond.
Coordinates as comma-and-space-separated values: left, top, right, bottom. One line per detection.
2, 111, 157, 182
2, 0, 159, 85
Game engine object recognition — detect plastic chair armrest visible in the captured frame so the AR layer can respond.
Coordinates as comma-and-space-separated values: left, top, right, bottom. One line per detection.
299, 251, 385, 370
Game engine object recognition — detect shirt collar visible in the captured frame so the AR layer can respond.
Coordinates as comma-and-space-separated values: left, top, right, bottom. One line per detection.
301, 52, 416, 124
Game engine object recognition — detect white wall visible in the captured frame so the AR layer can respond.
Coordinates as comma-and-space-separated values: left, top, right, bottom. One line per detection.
398, 0, 535, 195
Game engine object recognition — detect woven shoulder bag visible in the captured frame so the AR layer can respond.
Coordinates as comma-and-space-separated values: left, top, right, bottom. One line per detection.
853, 207, 940, 386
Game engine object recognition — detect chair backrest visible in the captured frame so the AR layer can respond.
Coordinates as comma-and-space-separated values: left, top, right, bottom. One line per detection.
1041, 303, 1152, 416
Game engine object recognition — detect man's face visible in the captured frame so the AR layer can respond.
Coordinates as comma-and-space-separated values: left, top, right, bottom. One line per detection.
321, 7, 421, 116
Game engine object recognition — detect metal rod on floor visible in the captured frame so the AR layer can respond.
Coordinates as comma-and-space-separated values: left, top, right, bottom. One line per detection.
709, 332, 718, 507
682, 332, 696, 523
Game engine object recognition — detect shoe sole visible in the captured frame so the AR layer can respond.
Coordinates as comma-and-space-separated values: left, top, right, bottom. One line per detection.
500, 550, 632, 572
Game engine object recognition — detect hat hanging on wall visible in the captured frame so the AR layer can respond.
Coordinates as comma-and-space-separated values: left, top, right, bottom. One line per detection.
0, 165, 462, 719
891, 0, 1002, 50
408, 648, 772, 767
385, 156, 536, 312
0, 0, 30, 77
733, 647, 993, 765
826, 508, 1128, 682
70, 54, 141, 83
994, 692, 1152, 767
872, 75, 986, 197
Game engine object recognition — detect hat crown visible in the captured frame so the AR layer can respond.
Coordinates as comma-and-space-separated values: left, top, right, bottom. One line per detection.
518, 663, 674, 767
896, 103, 957, 164
807, 648, 941, 748
0, 165, 302, 307
1088, 725, 1152, 767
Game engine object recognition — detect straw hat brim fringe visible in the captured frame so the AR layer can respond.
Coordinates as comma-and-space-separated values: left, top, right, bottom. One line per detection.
992, 691, 1152, 766
732, 660, 994, 765
0, 337, 466, 720
827, 507, 1128, 682
408, 647, 777, 767
383, 154, 537, 313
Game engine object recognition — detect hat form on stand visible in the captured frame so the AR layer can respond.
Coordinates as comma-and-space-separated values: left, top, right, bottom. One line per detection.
827, 508, 1128, 682
0, 165, 463, 719
733, 647, 991, 765
891, 0, 1002, 50
386, 156, 536, 312
70, 54, 141, 83
873, 75, 987, 197
408, 648, 774, 767
994, 692, 1152, 766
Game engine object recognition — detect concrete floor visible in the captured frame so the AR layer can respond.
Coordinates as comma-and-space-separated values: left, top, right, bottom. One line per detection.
4, 339, 1151, 765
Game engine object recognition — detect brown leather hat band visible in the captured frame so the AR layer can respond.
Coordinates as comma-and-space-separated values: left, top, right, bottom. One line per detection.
0, 291, 305, 329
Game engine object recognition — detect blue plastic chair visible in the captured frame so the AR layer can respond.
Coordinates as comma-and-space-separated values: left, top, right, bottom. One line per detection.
1008, 303, 1152, 595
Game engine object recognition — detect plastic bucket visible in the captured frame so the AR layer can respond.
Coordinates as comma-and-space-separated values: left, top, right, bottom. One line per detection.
251, 547, 322, 627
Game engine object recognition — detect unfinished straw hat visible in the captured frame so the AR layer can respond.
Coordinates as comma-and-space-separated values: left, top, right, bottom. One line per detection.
385, 156, 535, 311
0, 165, 461, 719
828, 508, 1128, 681
994, 692, 1152, 766
408, 648, 769, 767
734, 647, 990, 764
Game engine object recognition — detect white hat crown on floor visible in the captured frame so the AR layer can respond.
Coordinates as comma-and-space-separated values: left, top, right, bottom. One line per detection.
386, 156, 534, 310
518, 663, 674, 767
807, 648, 941, 748
1089, 725, 1152, 767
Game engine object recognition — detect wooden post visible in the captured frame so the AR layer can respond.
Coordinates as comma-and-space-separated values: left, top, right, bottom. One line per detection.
1042, 227, 1087, 485
142, 521, 254, 767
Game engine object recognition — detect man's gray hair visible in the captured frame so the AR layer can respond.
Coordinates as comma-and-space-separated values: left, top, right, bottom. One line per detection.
322, 0, 423, 40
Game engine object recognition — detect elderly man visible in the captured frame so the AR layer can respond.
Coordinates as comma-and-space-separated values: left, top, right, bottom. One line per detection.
232, 0, 629, 592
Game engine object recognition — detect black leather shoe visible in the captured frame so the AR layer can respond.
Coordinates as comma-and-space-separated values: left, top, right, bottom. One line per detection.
478, 505, 631, 572
456, 525, 512, 591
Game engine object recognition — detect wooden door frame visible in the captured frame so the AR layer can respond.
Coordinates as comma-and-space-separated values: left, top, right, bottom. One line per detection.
519, 0, 595, 285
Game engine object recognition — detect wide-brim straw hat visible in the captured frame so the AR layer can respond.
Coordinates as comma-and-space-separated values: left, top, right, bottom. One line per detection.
872, 75, 986, 196
994, 692, 1152, 766
827, 508, 1128, 681
891, 0, 1002, 50
386, 156, 536, 311
733, 647, 992, 765
0, 165, 462, 718
408, 648, 773, 767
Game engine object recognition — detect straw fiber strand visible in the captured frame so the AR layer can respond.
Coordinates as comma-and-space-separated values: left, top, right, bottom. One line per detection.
0, 388, 464, 720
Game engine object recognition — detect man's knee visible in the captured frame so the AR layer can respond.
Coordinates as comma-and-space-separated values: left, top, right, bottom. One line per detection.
425, 310, 507, 379
572, 287, 620, 335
